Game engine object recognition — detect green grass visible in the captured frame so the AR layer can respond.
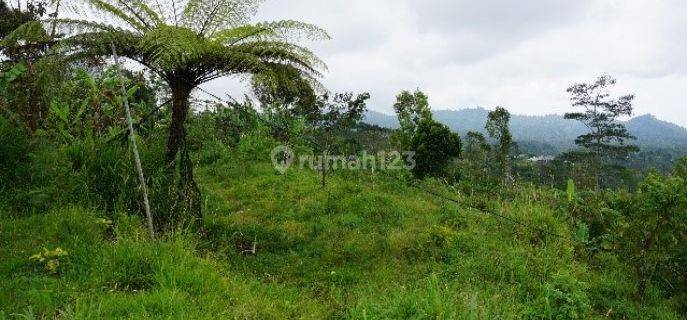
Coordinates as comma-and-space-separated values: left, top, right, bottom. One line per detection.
0, 150, 682, 319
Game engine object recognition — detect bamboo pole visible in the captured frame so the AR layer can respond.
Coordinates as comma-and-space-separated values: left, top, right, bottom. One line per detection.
110, 43, 155, 240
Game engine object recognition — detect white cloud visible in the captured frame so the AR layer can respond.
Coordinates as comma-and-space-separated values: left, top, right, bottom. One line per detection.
208, 0, 687, 126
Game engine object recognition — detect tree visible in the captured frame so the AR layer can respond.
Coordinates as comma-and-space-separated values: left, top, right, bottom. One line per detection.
623, 162, 687, 295
1, 0, 64, 132
53, 0, 328, 219
251, 63, 317, 120
410, 118, 461, 179
463, 131, 491, 183
565, 74, 639, 185
393, 89, 432, 148
464, 131, 490, 163
310, 92, 369, 186
486, 107, 514, 183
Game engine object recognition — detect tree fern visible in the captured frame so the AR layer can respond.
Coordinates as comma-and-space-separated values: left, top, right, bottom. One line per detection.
48, 0, 329, 223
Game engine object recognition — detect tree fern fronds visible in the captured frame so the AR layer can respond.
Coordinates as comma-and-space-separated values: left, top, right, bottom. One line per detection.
234, 41, 327, 72
255, 20, 330, 42
119, 0, 164, 28
1, 21, 51, 47
111, 0, 154, 29
130, 0, 164, 26
194, 50, 265, 82
81, 0, 148, 31
211, 25, 274, 45
180, 0, 262, 36
211, 21, 330, 46
50, 0, 329, 227
48, 19, 121, 35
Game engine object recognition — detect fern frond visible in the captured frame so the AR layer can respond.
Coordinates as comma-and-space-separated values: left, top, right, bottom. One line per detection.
0, 21, 50, 47
49, 19, 120, 35
79, 0, 148, 31
234, 41, 327, 73
180, 0, 261, 36
211, 20, 330, 46
56, 0, 328, 91
211, 25, 274, 45
256, 20, 330, 42
132, 0, 164, 25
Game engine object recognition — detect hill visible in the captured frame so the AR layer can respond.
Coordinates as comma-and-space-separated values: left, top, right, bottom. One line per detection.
364, 108, 687, 153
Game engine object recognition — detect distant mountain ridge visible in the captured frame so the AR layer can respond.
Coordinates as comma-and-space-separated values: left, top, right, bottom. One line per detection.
363, 108, 687, 153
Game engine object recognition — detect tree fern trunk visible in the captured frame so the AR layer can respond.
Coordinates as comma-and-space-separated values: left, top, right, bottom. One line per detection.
167, 81, 192, 162
164, 80, 201, 227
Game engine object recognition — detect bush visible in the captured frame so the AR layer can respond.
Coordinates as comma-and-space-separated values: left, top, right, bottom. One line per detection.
0, 117, 29, 190
195, 138, 231, 166
523, 272, 591, 319
410, 119, 461, 179
238, 130, 278, 160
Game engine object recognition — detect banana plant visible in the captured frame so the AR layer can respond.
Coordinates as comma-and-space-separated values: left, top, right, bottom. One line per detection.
0, 62, 27, 93
44, 70, 142, 144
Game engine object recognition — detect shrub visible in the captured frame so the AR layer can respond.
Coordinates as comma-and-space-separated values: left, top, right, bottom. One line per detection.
238, 130, 278, 160
0, 116, 29, 190
410, 119, 461, 179
196, 138, 231, 166
523, 272, 591, 319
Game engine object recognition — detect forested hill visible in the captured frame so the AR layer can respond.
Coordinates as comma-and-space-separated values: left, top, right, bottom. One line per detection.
364, 108, 687, 153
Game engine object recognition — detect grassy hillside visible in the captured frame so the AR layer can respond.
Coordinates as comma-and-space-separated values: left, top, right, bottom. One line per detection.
1, 147, 681, 319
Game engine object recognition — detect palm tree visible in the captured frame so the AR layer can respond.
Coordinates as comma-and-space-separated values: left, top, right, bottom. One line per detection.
51, 0, 328, 220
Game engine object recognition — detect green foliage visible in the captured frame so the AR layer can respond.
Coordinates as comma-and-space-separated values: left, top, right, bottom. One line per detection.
622, 167, 687, 295
51, 0, 330, 222
567, 190, 625, 253
238, 130, 279, 160
39, 67, 158, 143
0, 0, 40, 39
393, 89, 432, 148
0, 116, 29, 191
0, 0, 50, 60
673, 156, 687, 179
410, 118, 461, 179
460, 131, 495, 186
0, 62, 26, 93
523, 272, 591, 319
29, 248, 69, 275
1, 207, 327, 318
565, 74, 639, 159
0, 58, 67, 132
1, 20, 49, 48
56, 0, 329, 125
566, 179, 575, 203
262, 103, 309, 144
486, 106, 515, 183
252, 63, 317, 116
1, 140, 685, 318
0, 8, 685, 316
188, 102, 261, 148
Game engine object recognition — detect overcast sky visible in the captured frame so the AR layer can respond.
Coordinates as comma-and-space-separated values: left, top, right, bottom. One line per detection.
205, 0, 687, 126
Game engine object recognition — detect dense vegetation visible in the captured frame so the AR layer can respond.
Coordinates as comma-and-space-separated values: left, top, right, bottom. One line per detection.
1, 0, 686, 319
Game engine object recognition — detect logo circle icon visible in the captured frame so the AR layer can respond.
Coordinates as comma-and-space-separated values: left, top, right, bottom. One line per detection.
271, 145, 295, 174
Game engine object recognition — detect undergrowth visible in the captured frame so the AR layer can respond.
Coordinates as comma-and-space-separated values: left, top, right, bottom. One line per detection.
0, 143, 682, 319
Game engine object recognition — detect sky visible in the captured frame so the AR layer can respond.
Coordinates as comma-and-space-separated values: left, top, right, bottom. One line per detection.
203, 0, 687, 126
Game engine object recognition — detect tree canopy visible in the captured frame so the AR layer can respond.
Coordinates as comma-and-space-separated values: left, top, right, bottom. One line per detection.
565, 74, 638, 159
